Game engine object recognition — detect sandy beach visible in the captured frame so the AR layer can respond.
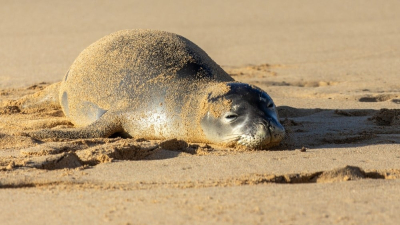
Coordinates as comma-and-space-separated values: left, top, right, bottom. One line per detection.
1, 0, 400, 224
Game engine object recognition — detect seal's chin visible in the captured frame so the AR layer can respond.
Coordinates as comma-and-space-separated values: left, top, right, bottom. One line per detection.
233, 123, 284, 149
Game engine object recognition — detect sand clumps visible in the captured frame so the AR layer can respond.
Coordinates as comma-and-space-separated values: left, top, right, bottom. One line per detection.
1, 138, 160, 171
369, 108, 400, 126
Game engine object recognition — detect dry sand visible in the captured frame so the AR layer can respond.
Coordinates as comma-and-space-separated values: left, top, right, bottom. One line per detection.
1, 0, 400, 224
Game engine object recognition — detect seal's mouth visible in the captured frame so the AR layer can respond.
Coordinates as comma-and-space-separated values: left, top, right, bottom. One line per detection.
234, 122, 268, 148
233, 121, 284, 149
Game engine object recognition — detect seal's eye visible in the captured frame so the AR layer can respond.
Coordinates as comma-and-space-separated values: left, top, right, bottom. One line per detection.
224, 113, 238, 122
267, 102, 274, 108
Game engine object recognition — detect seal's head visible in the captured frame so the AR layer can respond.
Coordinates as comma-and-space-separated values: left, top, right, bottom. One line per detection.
200, 82, 285, 149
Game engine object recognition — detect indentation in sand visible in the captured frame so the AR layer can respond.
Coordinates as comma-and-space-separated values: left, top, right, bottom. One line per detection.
262, 80, 339, 87
225, 64, 339, 87
225, 64, 280, 78
359, 94, 399, 102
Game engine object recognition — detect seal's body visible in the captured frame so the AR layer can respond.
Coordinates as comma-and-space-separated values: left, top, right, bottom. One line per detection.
28, 30, 285, 149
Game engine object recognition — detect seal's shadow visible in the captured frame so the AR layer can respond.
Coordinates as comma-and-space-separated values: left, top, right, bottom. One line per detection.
273, 106, 400, 150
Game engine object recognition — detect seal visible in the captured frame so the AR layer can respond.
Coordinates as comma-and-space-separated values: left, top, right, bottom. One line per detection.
24, 29, 285, 149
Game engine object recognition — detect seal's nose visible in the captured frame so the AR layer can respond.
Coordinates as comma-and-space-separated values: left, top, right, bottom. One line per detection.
268, 120, 285, 143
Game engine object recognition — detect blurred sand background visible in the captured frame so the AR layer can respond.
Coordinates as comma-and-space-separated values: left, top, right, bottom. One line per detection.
1, 0, 400, 224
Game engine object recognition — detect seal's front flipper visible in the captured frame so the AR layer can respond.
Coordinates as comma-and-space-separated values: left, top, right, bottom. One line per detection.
16, 82, 62, 110
25, 112, 124, 139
